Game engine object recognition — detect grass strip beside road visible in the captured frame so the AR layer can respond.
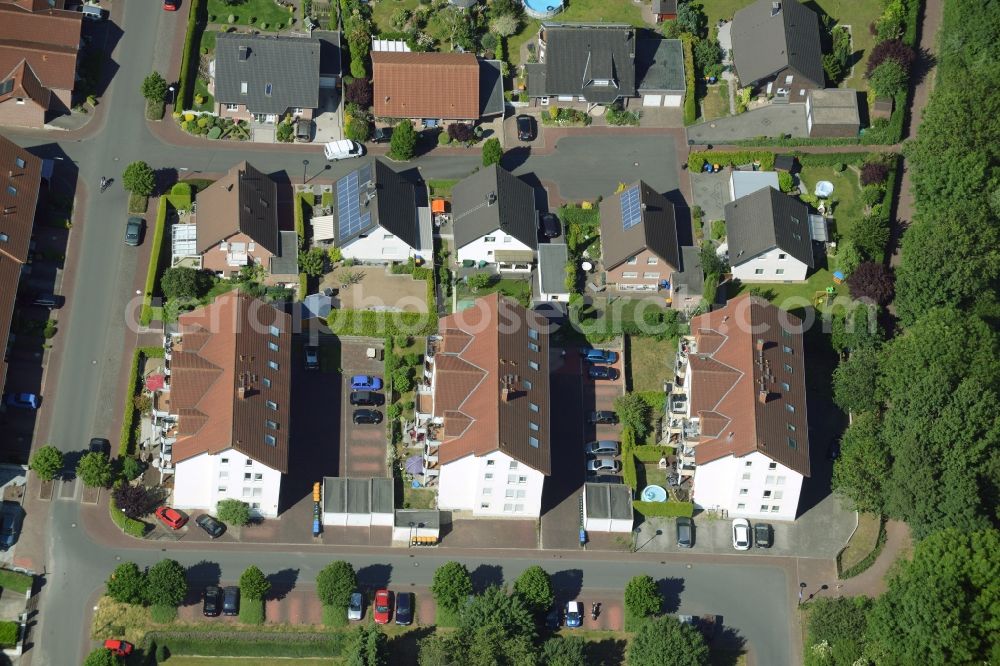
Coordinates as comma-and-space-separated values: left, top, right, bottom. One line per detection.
0, 569, 33, 594
146, 631, 349, 658
240, 598, 265, 625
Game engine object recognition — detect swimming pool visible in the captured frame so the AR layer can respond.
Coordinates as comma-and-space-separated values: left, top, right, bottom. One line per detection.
522, 0, 563, 19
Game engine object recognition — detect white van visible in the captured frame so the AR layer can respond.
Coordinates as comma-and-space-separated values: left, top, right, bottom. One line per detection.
323, 140, 365, 161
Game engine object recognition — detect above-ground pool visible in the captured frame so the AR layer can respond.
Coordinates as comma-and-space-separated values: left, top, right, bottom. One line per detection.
641, 485, 667, 502
814, 181, 835, 198
523, 0, 563, 19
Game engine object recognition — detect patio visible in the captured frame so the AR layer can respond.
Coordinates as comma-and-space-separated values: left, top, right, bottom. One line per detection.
319, 266, 430, 313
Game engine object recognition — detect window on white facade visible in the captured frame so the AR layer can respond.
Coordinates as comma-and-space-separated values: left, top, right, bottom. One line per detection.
483, 488, 492, 495
254, 473, 263, 481
623, 272, 639, 279
509, 461, 518, 469
518, 475, 527, 484
529, 436, 539, 448
515, 504, 524, 512
529, 402, 539, 412
485, 236, 496, 242
243, 488, 252, 497
221, 457, 229, 464
776, 269, 785, 275
487, 460, 495, 466
760, 504, 769, 512
647, 257, 658, 265
745, 461, 752, 467
766, 475, 775, 484
219, 471, 229, 479
777, 476, 786, 485
507, 474, 517, 484
739, 488, 748, 496
778, 253, 787, 260
769, 462, 777, 470
741, 472, 751, 480
626, 256, 638, 265
754, 268, 764, 275
485, 472, 493, 479
504, 236, 512, 243
244, 472, 251, 481
774, 491, 783, 500
252, 487, 263, 497
481, 502, 491, 509
251, 502, 261, 510
763, 490, 772, 498
245, 458, 252, 466
504, 503, 514, 512
516, 490, 526, 499
643, 272, 659, 279
218, 486, 227, 493
737, 503, 746, 510
771, 505, 780, 513
505, 489, 515, 498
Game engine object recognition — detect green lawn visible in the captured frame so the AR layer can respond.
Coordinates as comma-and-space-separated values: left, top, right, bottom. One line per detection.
193, 77, 215, 113
371, 0, 420, 35
199, 28, 217, 55
731, 269, 840, 318
702, 81, 730, 120
0, 570, 33, 594
163, 659, 337, 666
796, 166, 862, 241
403, 485, 437, 510
207, 0, 294, 30
458, 277, 532, 307
509, 0, 647, 65
427, 179, 458, 198
626, 335, 677, 393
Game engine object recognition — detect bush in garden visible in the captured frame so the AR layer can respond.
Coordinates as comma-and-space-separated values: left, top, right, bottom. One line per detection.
345, 116, 371, 142
860, 162, 890, 186
447, 123, 475, 143
208, 126, 222, 139
867, 60, 909, 97
437, 131, 451, 146
228, 14, 235, 23
344, 78, 373, 107
861, 184, 886, 207
865, 39, 915, 76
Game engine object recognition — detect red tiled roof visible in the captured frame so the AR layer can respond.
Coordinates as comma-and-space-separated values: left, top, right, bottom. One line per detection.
0, 4, 81, 92
0, 60, 51, 110
372, 51, 480, 120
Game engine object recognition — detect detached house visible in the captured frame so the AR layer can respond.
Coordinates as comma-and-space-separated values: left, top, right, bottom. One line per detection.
311, 159, 431, 263
452, 165, 537, 271
677, 295, 810, 521
212, 33, 320, 124
192, 161, 298, 281
0, 1, 81, 127
725, 187, 814, 282
169, 292, 292, 518
415, 293, 551, 518
599, 181, 680, 293
731, 0, 824, 103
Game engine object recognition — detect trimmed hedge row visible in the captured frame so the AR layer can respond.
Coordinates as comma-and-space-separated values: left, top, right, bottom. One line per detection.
838, 515, 887, 578
140, 199, 170, 326
176, 0, 207, 110
325, 309, 435, 337
634, 500, 695, 518
681, 35, 697, 126
688, 150, 776, 172
119, 346, 166, 457
144, 631, 348, 658
109, 495, 149, 537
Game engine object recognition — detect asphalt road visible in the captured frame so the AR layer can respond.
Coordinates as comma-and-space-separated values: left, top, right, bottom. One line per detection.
5, 3, 794, 665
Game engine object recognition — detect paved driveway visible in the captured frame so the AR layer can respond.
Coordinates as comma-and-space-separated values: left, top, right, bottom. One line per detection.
340, 340, 387, 478
686, 105, 809, 144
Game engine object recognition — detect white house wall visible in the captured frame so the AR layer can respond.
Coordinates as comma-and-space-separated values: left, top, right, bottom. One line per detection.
732, 247, 809, 282
341, 224, 419, 263
439, 449, 545, 518
173, 448, 283, 518
174, 455, 213, 510
437, 454, 478, 511
693, 450, 803, 521
456, 227, 534, 265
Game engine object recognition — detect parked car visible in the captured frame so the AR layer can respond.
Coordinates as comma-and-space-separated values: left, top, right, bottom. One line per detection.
154, 506, 188, 530
754, 522, 773, 549
373, 589, 392, 624
323, 139, 365, 161
586, 457, 621, 474
162, 0, 179, 10
545, 604, 561, 629
676, 516, 694, 548
350, 375, 383, 391
203, 585, 222, 616
348, 591, 363, 620
195, 513, 226, 538
305, 346, 319, 370
394, 591, 413, 626
0, 502, 23, 551
222, 586, 240, 616
295, 119, 315, 143
588, 366, 619, 380
539, 212, 561, 239
103, 640, 134, 656
4, 393, 39, 410
583, 349, 618, 364
352, 409, 383, 425
88, 437, 111, 457
732, 518, 751, 551
372, 126, 393, 143
80, 4, 104, 20
350, 391, 384, 407
124, 217, 144, 246
516, 114, 536, 141
584, 440, 620, 456
564, 601, 583, 628
587, 410, 618, 425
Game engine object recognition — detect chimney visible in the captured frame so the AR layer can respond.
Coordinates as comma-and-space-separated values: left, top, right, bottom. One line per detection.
771, 1, 781, 15
238, 45, 249, 61
755, 338, 765, 352
238, 386, 247, 400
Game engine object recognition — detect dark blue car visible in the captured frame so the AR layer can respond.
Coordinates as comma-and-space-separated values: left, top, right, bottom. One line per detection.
5, 393, 39, 410
350, 375, 383, 391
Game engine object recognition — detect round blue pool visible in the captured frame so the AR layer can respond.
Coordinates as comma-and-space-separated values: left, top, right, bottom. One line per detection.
641, 485, 667, 502
523, 0, 564, 19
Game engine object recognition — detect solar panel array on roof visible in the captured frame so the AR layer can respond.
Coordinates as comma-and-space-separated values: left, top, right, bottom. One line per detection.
336, 167, 372, 240
621, 185, 642, 230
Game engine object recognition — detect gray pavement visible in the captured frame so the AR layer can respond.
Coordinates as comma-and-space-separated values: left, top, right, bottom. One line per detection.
690, 171, 731, 223
687, 104, 809, 144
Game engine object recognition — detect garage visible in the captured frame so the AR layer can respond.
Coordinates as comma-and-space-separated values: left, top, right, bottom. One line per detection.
643, 94, 663, 106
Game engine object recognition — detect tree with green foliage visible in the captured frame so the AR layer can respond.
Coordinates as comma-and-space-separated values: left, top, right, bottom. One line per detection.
675, 1, 707, 37
832, 411, 889, 513
418, 633, 462, 666
624, 574, 662, 629
120, 456, 144, 482
864, 528, 1000, 664
106, 562, 147, 605
482, 137, 503, 166
425, 586, 538, 666
614, 393, 652, 441
829, 304, 882, 355
392, 367, 413, 393
867, 59, 909, 97
540, 636, 587, 666
145, 559, 188, 608
217, 499, 251, 526
299, 247, 327, 277
389, 120, 417, 161
831, 347, 880, 415
489, 13, 519, 37
512, 566, 553, 616
467, 272, 493, 292
848, 213, 890, 263
430, 561, 473, 616
122, 161, 156, 197
239, 565, 270, 601
345, 115, 371, 143
628, 615, 709, 666
348, 625, 388, 666
160, 266, 212, 301
29, 445, 63, 481
833, 239, 862, 276
803, 596, 873, 666
693, 37, 722, 78
83, 647, 119, 666
141, 71, 169, 103
76, 451, 113, 488
316, 560, 357, 609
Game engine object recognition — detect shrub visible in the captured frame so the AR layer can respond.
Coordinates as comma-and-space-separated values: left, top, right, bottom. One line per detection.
447, 123, 475, 143
141, 71, 168, 103
865, 39, 916, 77
122, 161, 156, 196
605, 104, 641, 126
228, 14, 235, 22
109, 496, 149, 537
860, 161, 890, 186
778, 171, 794, 192
846, 261, 894, 305
344, 78, 373, 107
389, 120, 417, 161
867, 60, 909, 97
681, 35, 697, 125
217, 499, 251, 526
208, 126, 222, 139
345, 115, 370, 142
861, 184, 886, 207
437, 131, 451, 146
482, 137, 502, 166
688, 150, 775, 172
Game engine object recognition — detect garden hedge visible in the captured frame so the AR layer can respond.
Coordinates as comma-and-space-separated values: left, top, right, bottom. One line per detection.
140, 199, 170, 325
681, 35, 697, 126
109, 495, 150, 537
688, 150, 775, 172
176, 0, 207, 111
119, 346, 165, 457
633, 500, 695, 518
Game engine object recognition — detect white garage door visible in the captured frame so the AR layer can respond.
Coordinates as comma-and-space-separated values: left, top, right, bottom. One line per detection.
642, 94, 662, 106
663, 94, 683, 107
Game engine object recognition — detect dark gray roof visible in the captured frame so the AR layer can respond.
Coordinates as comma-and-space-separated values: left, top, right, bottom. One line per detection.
393, 509, 441, 529
600, 181, 680, 271
671, 245, 704, 298
525, 63, 547, 98
536, 23, 637, 104
334, 160, 420, 250
313, 30, 342, 77
636, 38, 685, 93
372, 477, 394, 514
214, 33, 320, 114
584, 482, 633, 520
322, 477, 393, 514
323, 477, 346, 513
731, 0, 823, 88
725, 187, 814, 267
268, 230, 299, 275
652, 0, 677, 14
538, 243, 569, 295
479, 59, 504, 117
452, 166, 538, 250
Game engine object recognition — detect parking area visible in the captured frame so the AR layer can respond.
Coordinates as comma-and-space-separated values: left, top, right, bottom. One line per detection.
339, 339, 388, 478
686, 104, 808, 144
583, 348, 625, 483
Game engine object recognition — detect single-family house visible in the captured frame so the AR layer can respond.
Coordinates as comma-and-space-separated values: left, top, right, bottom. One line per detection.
806, 88, 860, 138
725, 187, 813, 282
452, 165, 538, 271
731, 0, 823, 104
0, 2, 81, 127
416, 293, 551, 518
599, 181, 680, 293
536, 243, 570, 303
635, 38, 687, 108
193, 161, 298, 281
211, 33, 320, 124
371, 51, 504, 125
0, 135, 43, 391
652, 0, 678, 22
679, 294, 810, 521
168, 292, 292, 519
311, 159, 431, 263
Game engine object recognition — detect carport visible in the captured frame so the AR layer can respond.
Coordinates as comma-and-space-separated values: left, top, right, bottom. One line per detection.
583, 482, 633, 532
321, 477, 394, 527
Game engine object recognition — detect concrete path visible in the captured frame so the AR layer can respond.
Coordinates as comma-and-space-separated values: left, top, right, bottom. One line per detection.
835, 520, 912, 597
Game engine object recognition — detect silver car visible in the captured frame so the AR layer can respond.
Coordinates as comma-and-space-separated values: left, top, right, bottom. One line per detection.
584, 440, 620, 456
587, 457, 621, 474
348, 591, 363, 620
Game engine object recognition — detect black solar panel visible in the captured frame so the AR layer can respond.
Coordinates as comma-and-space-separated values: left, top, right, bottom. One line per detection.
621, 185, 642, 230
336, 167, 373, 240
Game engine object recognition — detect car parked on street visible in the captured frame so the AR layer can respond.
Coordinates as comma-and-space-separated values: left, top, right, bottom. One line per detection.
564, 601, 583, 628
88, 437, 110, 456
25, 292, 62, 308
222, 586, 240, 616
350, 391, 384, 406
0, 502, 23, 551
195, 513, 226, 538
732, 518, 751, 551
352, 409, 383, 425
125, 217, 144, 246
4, 393, 39, 410
582, 349, 618, 364
584, 440, 620, 456
350, 375, 383, 391
394, 591, 413, 626
373, 589, 391, 624
754, 522, 773, 548
103, 640, 133, 656
516, 114, 535, 141
162, 0, 179, 10
586, 457, 621, 474
305, 346, 319, 370
348, 591, 364, 620
203, 585, 222, 616
676, 516, 694, 548
587, 410, 618, 425
588, 366, 619, 381
155, 506, 188, 530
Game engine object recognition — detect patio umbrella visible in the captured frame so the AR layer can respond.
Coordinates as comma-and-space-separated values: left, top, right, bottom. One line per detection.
405, 455, 423, 476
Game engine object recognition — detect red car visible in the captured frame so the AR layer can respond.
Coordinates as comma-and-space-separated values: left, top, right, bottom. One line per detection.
155, 506, 188, 530
104, 639, 134, 656
373, 589, 392, 624
163, 0, 179, 10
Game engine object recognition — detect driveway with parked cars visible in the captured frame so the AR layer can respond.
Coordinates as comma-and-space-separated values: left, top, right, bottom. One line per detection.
340, 340, 388, 478
582, 347, 625, 483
